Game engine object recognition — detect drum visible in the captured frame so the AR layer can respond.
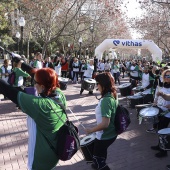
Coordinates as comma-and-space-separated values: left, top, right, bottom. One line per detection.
118, 83, 131, 96
132, 86, 143, 94
130, 70, 138, 78
80, 133, 96, 163
135, 103, 152, 119
158, 128, 170, 151
24, 87, 37, 96
139, 107, 159, 124
127, 95, 144, 108
58, 77, 69, 90
81, 78, 96, 91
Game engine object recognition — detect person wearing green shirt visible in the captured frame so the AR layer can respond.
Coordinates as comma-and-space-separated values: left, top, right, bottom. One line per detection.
0, 57, 67, 170
85, 72, 118, 170
13, 60, 30, 89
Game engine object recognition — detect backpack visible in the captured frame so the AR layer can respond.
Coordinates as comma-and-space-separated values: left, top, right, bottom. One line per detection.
56, 120, 80, 161
114, 104, 131, 135
43, 100, 80, 161
7, 71, 16, 85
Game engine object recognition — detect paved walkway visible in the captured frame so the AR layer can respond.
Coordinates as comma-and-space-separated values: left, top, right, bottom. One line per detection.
0, 76, 170, 170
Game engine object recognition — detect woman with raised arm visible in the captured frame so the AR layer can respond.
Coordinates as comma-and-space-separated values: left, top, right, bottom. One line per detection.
0, 56, 67, 170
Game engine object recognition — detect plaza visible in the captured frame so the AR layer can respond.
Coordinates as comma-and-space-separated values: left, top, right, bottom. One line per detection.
0, 76, 169, 170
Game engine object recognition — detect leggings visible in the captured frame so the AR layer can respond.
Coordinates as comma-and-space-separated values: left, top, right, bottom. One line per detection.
113, 73, 120, 84
93, 136, 117, 159
73, 71, 79, 81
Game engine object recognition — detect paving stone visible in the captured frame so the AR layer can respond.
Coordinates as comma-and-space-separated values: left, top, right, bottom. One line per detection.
0, 76, 170, 170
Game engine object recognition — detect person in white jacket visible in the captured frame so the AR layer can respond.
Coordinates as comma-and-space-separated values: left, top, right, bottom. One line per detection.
98, 60, 105, 73
0, 59, 12, 83
104, 59, 111, 72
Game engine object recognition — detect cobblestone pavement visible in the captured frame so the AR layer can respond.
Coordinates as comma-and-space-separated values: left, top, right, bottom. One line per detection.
0, 76, 170, 170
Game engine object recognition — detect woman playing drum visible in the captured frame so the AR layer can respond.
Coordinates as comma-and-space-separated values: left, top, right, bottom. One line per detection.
150, 69, 170, 158
85, 72, 118, 170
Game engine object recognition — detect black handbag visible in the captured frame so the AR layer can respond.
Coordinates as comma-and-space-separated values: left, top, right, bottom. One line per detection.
43, 100, 80, 161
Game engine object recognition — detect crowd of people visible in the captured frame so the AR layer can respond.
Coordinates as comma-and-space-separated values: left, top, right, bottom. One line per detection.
0, 52, 170, 170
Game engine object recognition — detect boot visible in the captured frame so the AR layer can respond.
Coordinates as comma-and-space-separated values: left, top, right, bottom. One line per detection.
151, 145, 160, 151
155, 150, 167, 158
92, 156, 110, 170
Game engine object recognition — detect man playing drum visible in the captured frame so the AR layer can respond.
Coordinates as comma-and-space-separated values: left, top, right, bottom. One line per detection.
129, 60, 140, 78
80, 59, 94, 95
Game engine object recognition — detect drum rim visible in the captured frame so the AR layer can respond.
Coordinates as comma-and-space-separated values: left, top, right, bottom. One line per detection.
80, 133, 96, 145
158, 128, 170, 134
84, 78, 96, 83
58, 77, 69, 81
118, 83, 131, 89
139, 107, 159, 117
127, 95, 143, 99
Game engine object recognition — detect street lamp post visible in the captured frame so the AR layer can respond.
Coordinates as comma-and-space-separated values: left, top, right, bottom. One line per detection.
18, 17, 26, 55
90, 24, 94, 58
78, 37, 82, 59
15, 32, 20, 54
90, 24, 94, 43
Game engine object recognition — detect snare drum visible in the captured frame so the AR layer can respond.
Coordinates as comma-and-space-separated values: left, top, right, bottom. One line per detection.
58, 77, 69, 90
118, 83, 131, 96
158, 128, 170, 151
132, 86, 143, 94
81, 78, 96, 91
80, 133, 96, 163
139, 107, 159, 124
127, 95, 144, 108
135, 103, 152, 119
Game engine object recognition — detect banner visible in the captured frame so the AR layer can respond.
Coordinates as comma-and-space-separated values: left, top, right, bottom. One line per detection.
95, 39, 162, 62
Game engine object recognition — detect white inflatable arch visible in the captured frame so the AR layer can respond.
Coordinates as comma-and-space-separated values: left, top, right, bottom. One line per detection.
95, 39, 162, 62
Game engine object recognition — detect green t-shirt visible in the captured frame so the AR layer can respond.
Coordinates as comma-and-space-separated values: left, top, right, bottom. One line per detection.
18, 88, 67, 170
96, 93, 118, 140
13, 67, 30, 87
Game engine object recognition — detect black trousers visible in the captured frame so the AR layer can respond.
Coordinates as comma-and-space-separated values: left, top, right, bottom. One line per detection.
113, 73, 120, 84
61, 71, 67, 78
153, 111, 170, 130
80, 72, 84, 81
93, 136, 117, 159
73, 71, 79, 82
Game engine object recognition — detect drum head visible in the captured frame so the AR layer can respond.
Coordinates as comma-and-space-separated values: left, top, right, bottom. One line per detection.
139, 107, 159, 117
132, 86, 143, 91
118, 83, 131, 89
134, 92, 143, 96
80, 133, 96, 146
127, 95, 143, 99
58, 77, 69, 82
158, 128, 170, 135
84, 78, 96, 84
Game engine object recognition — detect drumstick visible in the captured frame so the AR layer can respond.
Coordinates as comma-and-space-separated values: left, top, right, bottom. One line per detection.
157, 79, 160, 92
68, 107, 86, 129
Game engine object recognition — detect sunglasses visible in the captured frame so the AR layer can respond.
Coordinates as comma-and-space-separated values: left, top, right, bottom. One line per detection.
164, 75, 170, 78
33, 79, 40, 85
